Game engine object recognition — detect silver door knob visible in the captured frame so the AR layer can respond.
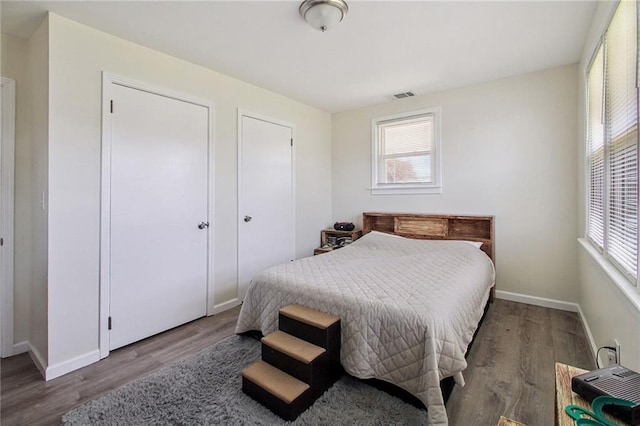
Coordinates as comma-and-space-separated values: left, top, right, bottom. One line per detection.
244, 215, 252, 222
198, 221, 209, 229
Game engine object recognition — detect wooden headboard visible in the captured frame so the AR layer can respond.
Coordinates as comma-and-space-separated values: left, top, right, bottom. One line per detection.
362, 212, 495, 262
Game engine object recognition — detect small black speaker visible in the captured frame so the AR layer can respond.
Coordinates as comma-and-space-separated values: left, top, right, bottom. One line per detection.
334, 222, 355, 231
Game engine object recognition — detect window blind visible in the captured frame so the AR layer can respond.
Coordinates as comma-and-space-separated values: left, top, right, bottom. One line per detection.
605, 0, 638, 280
587, 45, 605, 250
586, 0, 639, 284
379, 114, 433, 184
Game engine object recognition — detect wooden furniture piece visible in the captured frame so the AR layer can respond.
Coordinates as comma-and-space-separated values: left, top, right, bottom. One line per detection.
555, 362, 630, 426
498, 416, 526, 426
314, 229, 362, 255
362, 212, 494, 260
242, 304, 341, 421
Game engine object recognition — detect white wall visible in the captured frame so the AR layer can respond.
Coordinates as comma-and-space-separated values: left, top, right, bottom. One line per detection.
576, 1, 640, 371
25, 16, 49, 366
39, 13, 331, 373
1, 34, 31, 348
332, 65, 579, 302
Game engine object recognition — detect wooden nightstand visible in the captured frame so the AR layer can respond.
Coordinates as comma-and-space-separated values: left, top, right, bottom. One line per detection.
314, 228, 362, 255
313, 246, 334, 255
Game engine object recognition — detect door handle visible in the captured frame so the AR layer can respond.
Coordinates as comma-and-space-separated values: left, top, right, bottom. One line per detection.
198, 221, 209, 229
244, 215, 252, 222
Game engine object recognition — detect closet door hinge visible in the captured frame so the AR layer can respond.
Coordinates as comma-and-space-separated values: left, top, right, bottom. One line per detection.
110, 100, 114, 114
108, 316, 112, 330
290, 138, 293, 147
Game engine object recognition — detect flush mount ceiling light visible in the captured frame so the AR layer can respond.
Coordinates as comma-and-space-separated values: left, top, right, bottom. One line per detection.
299, 0, 349, 32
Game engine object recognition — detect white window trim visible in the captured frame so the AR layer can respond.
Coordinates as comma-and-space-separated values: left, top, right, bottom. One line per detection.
370, 107, 442, 195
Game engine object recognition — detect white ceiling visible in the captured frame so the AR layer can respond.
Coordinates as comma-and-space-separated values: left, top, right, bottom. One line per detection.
1, 0, 597, 113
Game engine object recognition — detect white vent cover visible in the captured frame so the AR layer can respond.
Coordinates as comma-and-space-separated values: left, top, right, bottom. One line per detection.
393, 91, 415, 99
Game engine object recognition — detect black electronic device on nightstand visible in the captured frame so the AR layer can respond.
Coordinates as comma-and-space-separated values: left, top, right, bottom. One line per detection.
571, 365, 640, 425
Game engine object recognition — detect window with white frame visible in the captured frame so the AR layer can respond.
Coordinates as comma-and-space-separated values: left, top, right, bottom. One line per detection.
586, 0, 639, 285
371, 107, 442, 194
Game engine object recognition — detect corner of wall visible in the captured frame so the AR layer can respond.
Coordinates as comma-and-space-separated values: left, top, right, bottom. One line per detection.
26, 11, 50, 368
45, 349, 100, 381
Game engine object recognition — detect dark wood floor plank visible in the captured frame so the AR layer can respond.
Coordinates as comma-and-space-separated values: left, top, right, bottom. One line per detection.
2, 300, 594, 426
549, 307, 594, 370
515, 304, 554, 423
0, 306, 240, 426
446, 300, 595, 426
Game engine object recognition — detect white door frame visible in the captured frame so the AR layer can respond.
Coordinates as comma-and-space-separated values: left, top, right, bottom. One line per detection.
100, 72, 215, 359
237, 110, 296, 301
1, 77, 16, 358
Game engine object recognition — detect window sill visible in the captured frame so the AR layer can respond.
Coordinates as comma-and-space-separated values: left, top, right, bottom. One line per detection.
578, 238, 640, 315
370, 185, 442, 195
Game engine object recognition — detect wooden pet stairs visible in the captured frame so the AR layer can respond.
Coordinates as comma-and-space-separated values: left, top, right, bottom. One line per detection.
241, 304, 341, 421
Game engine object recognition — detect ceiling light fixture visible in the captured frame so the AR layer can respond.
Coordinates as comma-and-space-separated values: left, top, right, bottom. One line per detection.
299, 0, 349, 32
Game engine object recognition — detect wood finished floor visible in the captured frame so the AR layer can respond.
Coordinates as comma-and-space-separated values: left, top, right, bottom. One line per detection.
1, 300, 594, 426
446, 300, 594, 425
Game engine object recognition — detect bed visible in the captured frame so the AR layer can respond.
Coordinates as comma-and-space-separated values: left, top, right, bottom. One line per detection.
235, 212, 495, 425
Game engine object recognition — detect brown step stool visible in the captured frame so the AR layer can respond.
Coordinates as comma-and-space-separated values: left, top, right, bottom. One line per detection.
241, 304, 341, 421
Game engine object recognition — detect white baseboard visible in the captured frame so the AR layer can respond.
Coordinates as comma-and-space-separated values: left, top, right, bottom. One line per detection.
495, 290, 579, 312
45, 349, 100, 381
211, 298, 241, 315
496, 290, 597, 364
13, 340, 28, 355
28, 342, 47, 378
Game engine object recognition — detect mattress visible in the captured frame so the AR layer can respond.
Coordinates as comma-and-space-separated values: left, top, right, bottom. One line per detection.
235, 231, 495, 425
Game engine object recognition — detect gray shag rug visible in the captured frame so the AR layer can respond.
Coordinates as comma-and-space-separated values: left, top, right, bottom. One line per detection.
62, 334, 428, 425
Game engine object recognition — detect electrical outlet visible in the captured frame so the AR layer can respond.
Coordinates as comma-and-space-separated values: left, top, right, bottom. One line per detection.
604, 339, 621, 366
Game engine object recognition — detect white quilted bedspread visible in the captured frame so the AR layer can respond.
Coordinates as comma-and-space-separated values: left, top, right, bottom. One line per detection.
235, 231, 495, 425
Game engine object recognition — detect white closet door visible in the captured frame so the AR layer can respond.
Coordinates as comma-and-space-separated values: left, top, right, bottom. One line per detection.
238, 114, 294, 300
109, 84, 209, 350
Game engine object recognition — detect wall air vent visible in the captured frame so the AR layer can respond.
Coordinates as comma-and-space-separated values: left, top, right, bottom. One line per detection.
393, 91, 415, 99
